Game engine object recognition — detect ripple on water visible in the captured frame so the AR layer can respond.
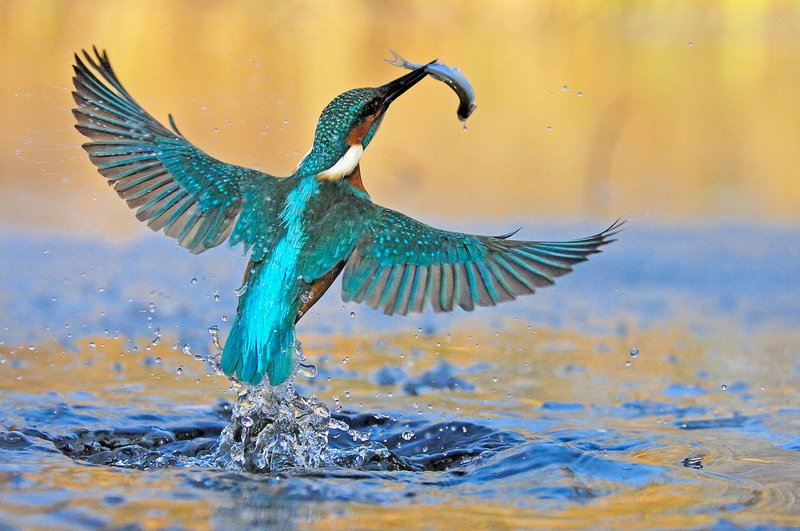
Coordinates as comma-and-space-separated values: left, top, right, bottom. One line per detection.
12, 399, 677, 510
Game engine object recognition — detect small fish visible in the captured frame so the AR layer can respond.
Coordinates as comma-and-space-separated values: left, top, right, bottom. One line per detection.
385, 49, 477, 122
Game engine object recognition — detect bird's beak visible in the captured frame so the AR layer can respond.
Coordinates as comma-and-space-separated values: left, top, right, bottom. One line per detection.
378, 62, 432, 110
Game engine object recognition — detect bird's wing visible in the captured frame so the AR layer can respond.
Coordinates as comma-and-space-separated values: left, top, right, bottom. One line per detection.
72, 47, 276, 254
342, 209, 623, 315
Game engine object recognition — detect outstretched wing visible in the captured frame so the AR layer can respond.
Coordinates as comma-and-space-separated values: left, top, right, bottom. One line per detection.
72, 47, 275, 254
342, 209, 623, 315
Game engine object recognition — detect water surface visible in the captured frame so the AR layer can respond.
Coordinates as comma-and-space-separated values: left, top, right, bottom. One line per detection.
1, 224, 799, 528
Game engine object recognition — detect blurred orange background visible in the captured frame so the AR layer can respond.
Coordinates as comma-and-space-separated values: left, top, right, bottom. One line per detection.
2, 1, 799, 240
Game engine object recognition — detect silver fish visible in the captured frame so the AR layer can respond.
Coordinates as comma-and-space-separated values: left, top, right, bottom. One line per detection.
385, 49, 477, 122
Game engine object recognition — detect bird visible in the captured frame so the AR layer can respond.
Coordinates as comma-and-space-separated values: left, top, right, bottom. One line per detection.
71, 48, 623, 387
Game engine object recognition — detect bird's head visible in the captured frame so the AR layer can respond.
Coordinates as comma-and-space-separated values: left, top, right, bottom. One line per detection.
298, 64, 429, 180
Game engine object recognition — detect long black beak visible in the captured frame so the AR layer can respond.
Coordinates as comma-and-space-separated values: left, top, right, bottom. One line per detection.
378, 62, 432, 108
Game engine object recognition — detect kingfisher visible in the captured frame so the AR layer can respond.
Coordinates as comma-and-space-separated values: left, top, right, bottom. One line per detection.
72, 48, 622, 387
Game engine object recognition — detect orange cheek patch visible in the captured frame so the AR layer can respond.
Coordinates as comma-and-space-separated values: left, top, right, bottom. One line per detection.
347, 115, 375, 145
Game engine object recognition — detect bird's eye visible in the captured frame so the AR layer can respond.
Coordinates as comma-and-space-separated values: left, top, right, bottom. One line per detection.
362, 100, 380, 117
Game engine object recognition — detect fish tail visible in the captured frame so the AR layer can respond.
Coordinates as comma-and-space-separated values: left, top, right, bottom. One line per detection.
384, 48, 408, 68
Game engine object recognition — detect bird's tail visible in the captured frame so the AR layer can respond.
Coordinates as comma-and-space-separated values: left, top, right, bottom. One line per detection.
221, 319, 295, 386
220, 262, 297, 386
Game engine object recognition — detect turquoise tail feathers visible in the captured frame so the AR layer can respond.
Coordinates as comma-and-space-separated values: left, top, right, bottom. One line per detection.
220, 260, 299, 386
221, 317, 296, 385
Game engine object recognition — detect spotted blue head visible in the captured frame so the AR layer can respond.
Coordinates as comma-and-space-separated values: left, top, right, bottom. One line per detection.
298, 64, 430, 179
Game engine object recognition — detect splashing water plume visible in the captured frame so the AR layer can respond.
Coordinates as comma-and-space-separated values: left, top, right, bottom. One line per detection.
214, 343, 413, 474
210, 343, 423, 473
213, 361, 332, 472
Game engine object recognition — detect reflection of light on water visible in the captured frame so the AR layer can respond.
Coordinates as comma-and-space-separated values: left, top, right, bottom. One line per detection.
3, 316, 800, 527
2, 223, 800, 523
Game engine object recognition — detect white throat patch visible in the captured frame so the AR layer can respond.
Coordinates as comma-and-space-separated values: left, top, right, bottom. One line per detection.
317, 144, 364, 181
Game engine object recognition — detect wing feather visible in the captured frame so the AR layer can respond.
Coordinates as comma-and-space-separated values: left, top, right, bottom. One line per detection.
342, 209, 623, 314
72, 47, 276, 254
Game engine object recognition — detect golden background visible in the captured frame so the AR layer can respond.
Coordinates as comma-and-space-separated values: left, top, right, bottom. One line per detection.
2, 3, 800, 527
2, 0, 799, 240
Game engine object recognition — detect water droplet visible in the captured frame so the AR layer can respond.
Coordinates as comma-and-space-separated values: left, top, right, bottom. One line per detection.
154, 357, 161, 364
688, 41, 694, 47
221, 315, 228, 322
213, 292, 220, 302
630, 347, 639, 358
462, 122, 468, 132
546, 126, 552, 132
401, 431, 414, 440
190, 277, 198, 285
562, 84, 569, 91
182, 344, 191, 355
341, 356, 349, 365
298, 361, 317, 378
300, 292, 310, 304
720, 384, 727, 391
328, 418, 349, 431
349, 311, 355, 319
242, 416, 254, 428
88, 341, 96, 349
577, 91, 583, 97
349, 429, 370, 442
625, 360, 631, 367
176, 366, 183, 375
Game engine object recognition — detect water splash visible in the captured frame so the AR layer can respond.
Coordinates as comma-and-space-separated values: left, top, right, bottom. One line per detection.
213, 383, 331, 472
209, 341, 335, 472
209, 342, 402, 472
